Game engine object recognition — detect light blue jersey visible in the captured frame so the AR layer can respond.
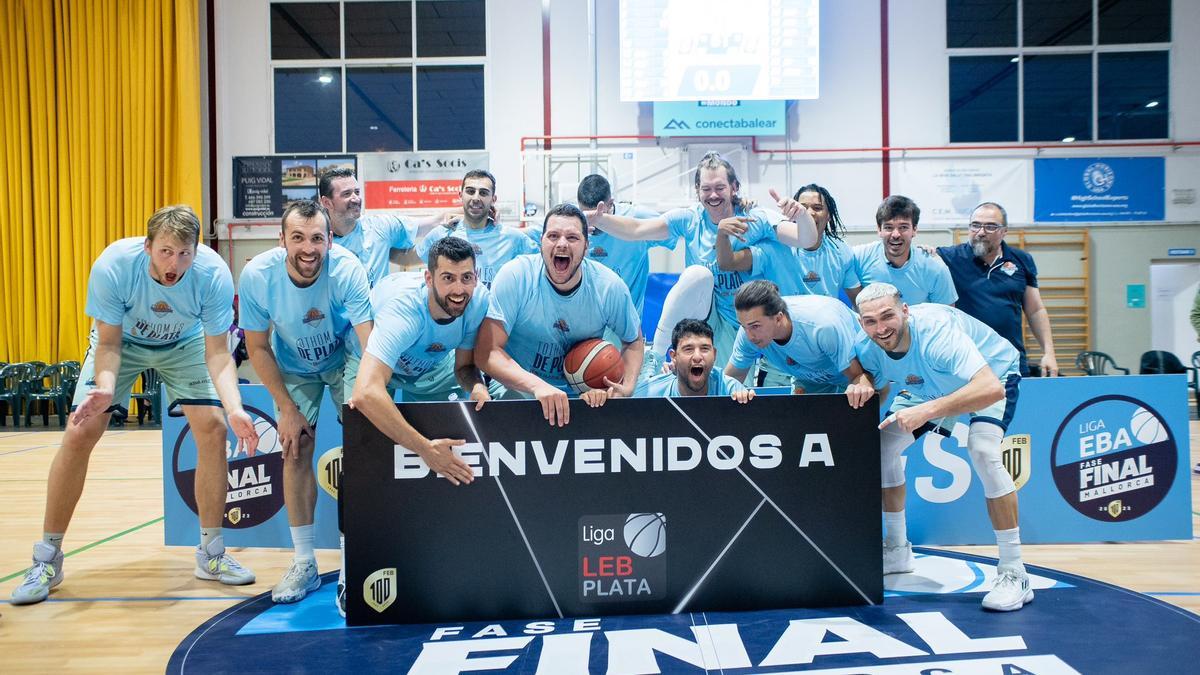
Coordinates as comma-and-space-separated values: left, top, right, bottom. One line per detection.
853, 241, 957, 305
797, 236, 860, 297
663, 204, 788, 325
634, 370, 746, 398
855, 303, 1021, 401
85, 237, 233, 346
487, 256, 641, 393
365, 283, 490, 384
587, 203, 675, 314
334, 213, 416, 287
417, 219, 539, 288
730, 295, 861, 388
237, 246, 372, 375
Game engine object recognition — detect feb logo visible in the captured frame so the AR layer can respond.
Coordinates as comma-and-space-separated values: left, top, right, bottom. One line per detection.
1082, 161, 1115, 194
578, 513, 666, 603
171, 404, 286, 529
302, 308, 326, 326
1050, 395, 1177, 522
150, 301, 173, 317
364, 568, 396, 613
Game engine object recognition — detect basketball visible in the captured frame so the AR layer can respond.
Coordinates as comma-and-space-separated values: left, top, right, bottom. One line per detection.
1130, 407, 1167, 445
623, 513, 667, 558
563, 338, 624, 393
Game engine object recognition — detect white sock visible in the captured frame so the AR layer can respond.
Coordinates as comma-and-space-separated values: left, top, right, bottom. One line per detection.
883, 511, 907, 547
338, 534, 346, 583
291, 525, 315, 562
995, 527, 1023, 570
200, 528, 222, 552
43, 532, 65, 551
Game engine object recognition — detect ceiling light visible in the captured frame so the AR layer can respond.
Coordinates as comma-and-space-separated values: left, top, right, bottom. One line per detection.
1061, 136, 1076, 143
1145, 100, 1159, 108
369, 125, 379, 131
1010, 57, 1019, 63
318, 74, 333, 84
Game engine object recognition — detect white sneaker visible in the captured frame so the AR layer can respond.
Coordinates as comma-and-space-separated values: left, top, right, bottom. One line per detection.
271, 558, 320, 603
336, 566, 346, 618
982, 564, 1033, 611
194, 539, 256, 586
11, 542, 64, 605
882, 541, 915, 575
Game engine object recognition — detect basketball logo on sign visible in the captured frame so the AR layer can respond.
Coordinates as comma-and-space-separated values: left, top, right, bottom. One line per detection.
624, 513, 667, 557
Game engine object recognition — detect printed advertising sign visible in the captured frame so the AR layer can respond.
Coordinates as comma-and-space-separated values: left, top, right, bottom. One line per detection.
652, 100, 786, 137
161, 376, 1192, 552
232, 155, 356, 219
892, 159, 1030, 225
1034, 157, 1165, 222
357, 151, 489, 209
904, 375, 1192, 544
342, 396, 883, 625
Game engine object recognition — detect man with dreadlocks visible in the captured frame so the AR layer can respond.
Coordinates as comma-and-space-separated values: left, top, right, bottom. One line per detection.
793, 184, 863, 303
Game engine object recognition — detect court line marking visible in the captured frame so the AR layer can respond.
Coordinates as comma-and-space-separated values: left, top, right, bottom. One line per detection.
0, 516, 164, 583
0, 444, 58, 456
457, 402, 564, 618
665, 397, 875, 606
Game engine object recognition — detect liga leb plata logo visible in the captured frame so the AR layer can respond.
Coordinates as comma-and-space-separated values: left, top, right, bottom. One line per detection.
1002, 433, 1032, 491
317, 446, 342, 500
364, 568, 397, 613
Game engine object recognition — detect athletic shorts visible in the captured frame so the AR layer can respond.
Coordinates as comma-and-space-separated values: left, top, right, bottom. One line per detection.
888, 373, 1021, 435
73, 329, 219, 415
280, 365, 347, 425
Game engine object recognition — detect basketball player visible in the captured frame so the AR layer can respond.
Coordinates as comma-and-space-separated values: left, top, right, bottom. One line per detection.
725, 281, 867, 396
635, 319, 753, 402
238, 200, 373, 605
318, 167, 454, 287
475, 203, 644, 426
417, 170, 539, 289
853, 282, 1030, 611
12, 206, 259, 605
793, 184, 862, 302
584, 152, 817, 364
854, 196, 957, 305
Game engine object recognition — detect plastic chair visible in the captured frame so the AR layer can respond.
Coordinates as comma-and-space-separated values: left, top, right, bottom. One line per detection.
1138, 350, 1191, 375
1074, 351, 1129, 376
0, 363, 29, 427
130, 368, 163, 426
24, 363, 69, 427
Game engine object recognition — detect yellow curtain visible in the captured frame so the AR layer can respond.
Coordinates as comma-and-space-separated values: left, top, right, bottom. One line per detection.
0, 0, 202, 363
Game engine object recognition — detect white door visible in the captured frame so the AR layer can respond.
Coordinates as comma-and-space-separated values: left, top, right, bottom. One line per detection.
1149, 262, 1200, 364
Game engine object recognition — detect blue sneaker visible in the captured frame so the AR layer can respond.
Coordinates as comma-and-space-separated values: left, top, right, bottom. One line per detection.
11, 542, 64, 605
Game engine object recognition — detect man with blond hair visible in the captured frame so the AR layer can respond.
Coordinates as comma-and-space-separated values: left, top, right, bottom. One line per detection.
13, 205, 260, 605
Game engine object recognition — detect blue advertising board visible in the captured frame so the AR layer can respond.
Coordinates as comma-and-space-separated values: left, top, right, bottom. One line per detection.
653, 100, 786, 137
1034, 157, 1164, 222
162, 375, 1192, 548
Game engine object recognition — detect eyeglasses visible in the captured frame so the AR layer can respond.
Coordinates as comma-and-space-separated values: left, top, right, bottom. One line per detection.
968, 222, 1004, 233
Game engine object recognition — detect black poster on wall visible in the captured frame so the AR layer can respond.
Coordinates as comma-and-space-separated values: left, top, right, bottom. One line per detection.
232, 155, 355, 219
342, 395, 882, 626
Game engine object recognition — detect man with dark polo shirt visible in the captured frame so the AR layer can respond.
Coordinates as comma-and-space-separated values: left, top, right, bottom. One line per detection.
937, 202, 1059, 377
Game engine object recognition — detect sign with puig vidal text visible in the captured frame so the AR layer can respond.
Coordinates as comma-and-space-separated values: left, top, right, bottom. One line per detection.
342, 395, 883, 625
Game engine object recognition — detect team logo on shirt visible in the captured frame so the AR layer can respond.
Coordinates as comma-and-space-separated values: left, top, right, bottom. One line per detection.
302, 308, 326, 325
553, 318, 570, 333
786, 357, 797, 366
1000, 261, 1018, 276
590, 246, 609, 260
804, 271, 821, 283
905, 374, 924, 385
471, 244, 483, 255
150, 301, 173, 317
425, 343, 446, 353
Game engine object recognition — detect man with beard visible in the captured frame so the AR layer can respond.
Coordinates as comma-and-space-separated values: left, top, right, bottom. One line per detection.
237, 200, 373, 605
13, 205, 259, 605
476, 203, 644, 427
417, 169, 539, 289
724, 280, 868, 397
852, 282, 1030, 612
937, 202, 1059, 377
635, 319, 753, 402
854, 195, 957, 306
584, 152, 816, 365
318, 167, 452, 287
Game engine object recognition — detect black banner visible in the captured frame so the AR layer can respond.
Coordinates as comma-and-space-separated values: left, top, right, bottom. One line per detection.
232, 155, 356, 219
343, 395, 882, 626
